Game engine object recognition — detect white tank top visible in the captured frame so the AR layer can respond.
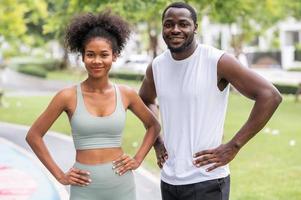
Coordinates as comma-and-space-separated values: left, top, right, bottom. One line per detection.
152, 44, 230, 185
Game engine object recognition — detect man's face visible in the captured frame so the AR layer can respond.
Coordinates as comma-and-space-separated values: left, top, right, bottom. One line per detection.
162, 7, 197, 53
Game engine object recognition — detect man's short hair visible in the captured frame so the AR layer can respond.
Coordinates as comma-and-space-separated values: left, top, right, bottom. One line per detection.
162, 2, 197, 24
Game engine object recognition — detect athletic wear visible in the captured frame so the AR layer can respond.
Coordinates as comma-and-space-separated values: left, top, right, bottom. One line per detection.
161, 176, 230, 200
69, 84, 136, 200
70, 162, 136, 200
70, 84, 126, 150
152, 44, 230, 185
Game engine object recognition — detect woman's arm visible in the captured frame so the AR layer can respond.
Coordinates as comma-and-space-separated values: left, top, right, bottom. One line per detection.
113, 86, 161, 175
26, 88, 90, 186
139, 64, 167, 168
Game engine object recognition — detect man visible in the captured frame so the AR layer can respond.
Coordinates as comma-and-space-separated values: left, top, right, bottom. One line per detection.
139, 2, 282, 200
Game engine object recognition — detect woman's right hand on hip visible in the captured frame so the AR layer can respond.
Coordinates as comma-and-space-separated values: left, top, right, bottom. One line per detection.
58, 167, 91, 186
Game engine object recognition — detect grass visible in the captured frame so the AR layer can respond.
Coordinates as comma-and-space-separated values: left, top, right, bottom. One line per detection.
225, 94, 301, 199
0, 93, 300, 199
46, 69, 143, 88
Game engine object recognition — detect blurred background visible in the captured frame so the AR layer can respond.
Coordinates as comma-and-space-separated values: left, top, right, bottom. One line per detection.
0, 0, 300, 200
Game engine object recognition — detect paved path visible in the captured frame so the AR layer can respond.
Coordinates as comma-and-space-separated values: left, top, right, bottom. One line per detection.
0, 68, 73, 92
0, 137, 68, 200
0, 122, 161, 200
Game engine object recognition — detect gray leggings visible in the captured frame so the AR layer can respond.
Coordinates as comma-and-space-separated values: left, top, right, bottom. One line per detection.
70, 162, 136, 200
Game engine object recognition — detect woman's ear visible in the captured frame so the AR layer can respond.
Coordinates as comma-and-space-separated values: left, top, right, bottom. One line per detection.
81, 51, 85, 62
113, 53, 118, 62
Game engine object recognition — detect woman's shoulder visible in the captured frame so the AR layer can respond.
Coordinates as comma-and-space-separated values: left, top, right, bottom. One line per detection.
115, 84, 140, 108
54, 85, 77, 102
115, 84, 137, 96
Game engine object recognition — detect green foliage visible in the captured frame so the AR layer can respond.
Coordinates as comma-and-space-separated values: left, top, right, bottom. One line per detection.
273, 84, 298, 94
9, 56, 61, 71
189, 0, 291, 54
46, 69, 142, 88
43, 0, 111, 41
288, 67, 301, 72
17, 64, 47, 78
0, 0, 28, 39
0, 0, 50, 45
284, 0, 301, 19
1, 0, 301, 61
295, 43, 301, 51
109, 71, 144, 81
2, 45, 22, 59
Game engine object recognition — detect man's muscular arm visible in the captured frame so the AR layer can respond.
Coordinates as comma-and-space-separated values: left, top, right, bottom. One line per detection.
194, 53, 282, 171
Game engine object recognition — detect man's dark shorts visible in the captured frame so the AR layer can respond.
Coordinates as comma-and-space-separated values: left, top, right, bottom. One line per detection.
161, 175, 230, 200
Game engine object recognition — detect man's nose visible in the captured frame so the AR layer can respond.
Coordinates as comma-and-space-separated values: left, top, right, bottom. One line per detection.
171, 24, 181, 33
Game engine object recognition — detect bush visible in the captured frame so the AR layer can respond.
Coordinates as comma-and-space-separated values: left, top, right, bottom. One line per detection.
9, 57, 61, 71
35, 59, 61, 71
273, 83, 299, 94
109, 71, 144, 81
288, 67, 301, 72
18, 65, 47, 78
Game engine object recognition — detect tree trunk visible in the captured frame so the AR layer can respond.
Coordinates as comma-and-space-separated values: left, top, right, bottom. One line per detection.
59, 48, 69, 70
147, 23, 158, 59
230, 33, 244, 58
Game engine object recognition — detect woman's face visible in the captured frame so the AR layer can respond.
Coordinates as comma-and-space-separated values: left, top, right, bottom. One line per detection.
83, 37, 117, 79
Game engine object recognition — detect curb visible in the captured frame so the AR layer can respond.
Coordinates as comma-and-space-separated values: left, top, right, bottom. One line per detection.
0, 137, 69, 199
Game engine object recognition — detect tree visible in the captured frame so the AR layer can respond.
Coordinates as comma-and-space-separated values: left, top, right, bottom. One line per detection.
190, 0, 289, 56
98, 0, 171, 58
2, 0, 299, 65
285, 0, 301, 20
0, 0, 28, 40
0, 0, 50, 57
43, 0, 112, 69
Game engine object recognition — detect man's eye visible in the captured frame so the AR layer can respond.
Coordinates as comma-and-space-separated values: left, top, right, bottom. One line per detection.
180, 23, 188, 27
164, 23, 172, 28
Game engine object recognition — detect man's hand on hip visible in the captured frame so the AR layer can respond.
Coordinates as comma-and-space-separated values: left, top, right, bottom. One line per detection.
154, 142, 168, 168
193, 142, 240, 172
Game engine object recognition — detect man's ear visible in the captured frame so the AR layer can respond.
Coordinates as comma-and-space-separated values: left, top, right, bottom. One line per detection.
194, 23, 198, 34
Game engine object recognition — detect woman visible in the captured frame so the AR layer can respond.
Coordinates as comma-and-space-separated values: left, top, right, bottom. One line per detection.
26, 10, 160, 200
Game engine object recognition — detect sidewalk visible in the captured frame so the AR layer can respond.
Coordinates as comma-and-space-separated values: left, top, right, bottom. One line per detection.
0, 138, 68, 200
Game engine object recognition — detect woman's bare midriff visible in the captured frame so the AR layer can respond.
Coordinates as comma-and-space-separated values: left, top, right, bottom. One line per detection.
76, 147, 124, 164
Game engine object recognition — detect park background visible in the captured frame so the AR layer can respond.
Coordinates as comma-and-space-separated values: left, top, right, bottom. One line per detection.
0, 0, 301, 200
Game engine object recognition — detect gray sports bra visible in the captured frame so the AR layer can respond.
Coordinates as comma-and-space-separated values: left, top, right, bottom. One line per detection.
70, 84, 126, 150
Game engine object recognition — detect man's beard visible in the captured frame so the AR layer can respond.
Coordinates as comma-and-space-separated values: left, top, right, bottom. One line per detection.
168, 36, 194, 53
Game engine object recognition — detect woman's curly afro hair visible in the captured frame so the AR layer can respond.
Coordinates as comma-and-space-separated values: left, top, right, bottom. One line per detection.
65, 10, 131, 56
